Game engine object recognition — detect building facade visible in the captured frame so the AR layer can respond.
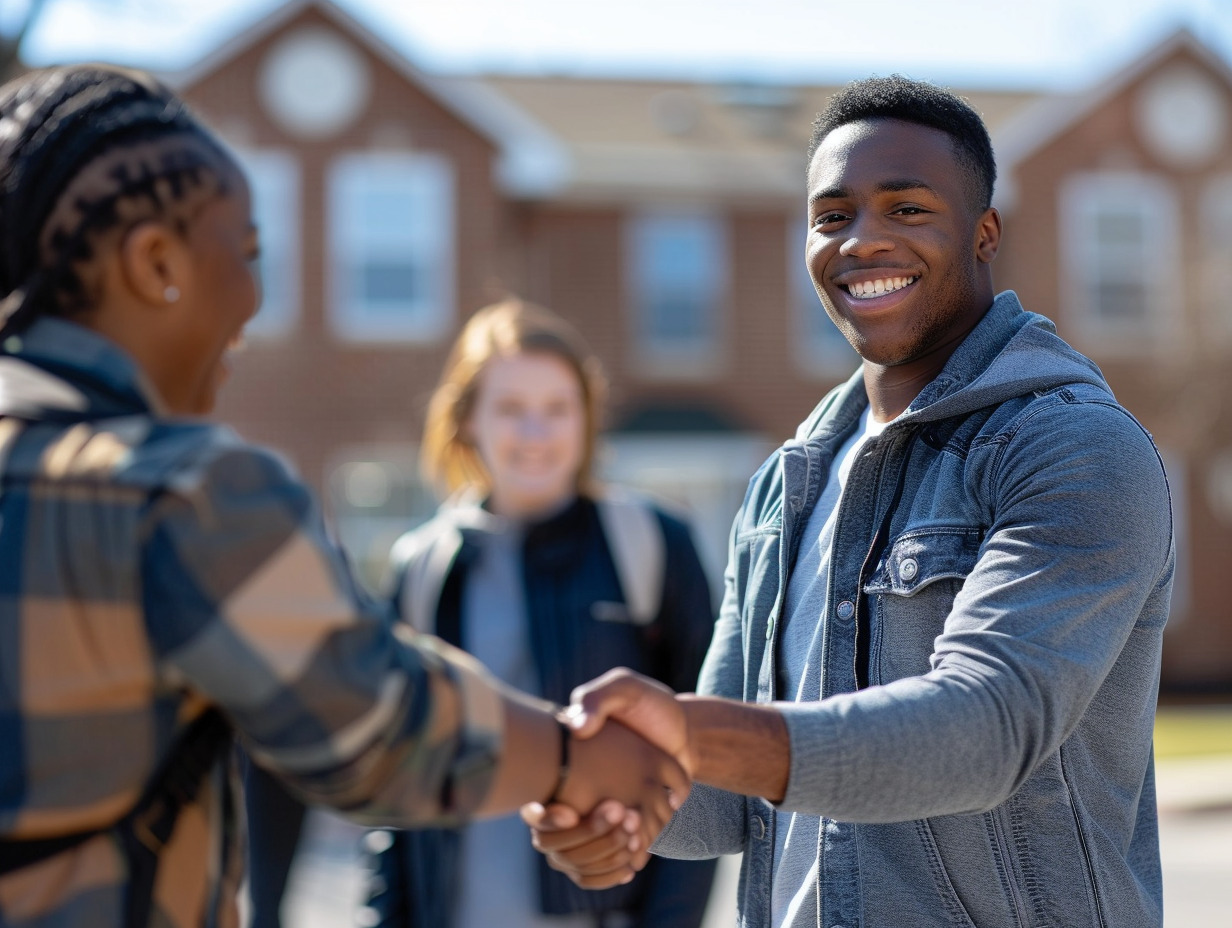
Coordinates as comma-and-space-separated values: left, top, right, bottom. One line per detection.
170, 0, 1232, 690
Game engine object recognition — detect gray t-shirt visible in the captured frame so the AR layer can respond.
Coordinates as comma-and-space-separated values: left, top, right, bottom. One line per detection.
456, 523, 593, 928
771, 408, 886, 927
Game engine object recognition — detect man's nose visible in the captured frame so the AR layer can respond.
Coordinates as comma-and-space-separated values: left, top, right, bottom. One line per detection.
838, 216, 894, 258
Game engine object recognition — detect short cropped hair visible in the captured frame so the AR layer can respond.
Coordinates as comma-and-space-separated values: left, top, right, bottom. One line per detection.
808, 75, 996, 210
420, 298, 608, 500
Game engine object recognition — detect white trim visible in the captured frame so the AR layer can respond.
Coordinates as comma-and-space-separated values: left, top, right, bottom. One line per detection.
995, 28, 1232, 211
235, 148, 301, 339
326, 151, 455, 344
164, 0, 570, 198
625, 210, 728, 379
1057, 171, 1181, 353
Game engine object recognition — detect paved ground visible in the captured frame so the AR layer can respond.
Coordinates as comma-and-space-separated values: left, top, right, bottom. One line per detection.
271, 754, 1232, 927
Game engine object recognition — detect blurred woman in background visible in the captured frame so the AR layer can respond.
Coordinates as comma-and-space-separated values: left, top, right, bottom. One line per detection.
364, 298, 718, 928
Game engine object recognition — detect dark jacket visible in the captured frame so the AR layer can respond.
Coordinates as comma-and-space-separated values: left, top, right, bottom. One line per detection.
367, 494, 719, 928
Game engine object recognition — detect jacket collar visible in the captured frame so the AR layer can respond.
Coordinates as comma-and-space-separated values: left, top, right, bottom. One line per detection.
0, 317, 164, 421
795, 290, 1112, 442
438, 492, 589, 541
901, 290, 1109, 423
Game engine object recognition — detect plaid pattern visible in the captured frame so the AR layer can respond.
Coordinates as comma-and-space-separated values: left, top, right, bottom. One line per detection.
0, 318, 504, 927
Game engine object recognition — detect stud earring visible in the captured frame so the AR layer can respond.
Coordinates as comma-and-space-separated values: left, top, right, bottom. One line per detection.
164, 285, 180, 303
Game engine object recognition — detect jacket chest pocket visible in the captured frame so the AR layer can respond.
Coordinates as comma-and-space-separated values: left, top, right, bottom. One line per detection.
863, 527, 982, 684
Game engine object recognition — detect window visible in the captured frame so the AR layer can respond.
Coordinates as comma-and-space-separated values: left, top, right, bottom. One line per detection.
627, 213, 726, 374
1201, 175, 1232, 341
238, 150, 299, 338
788, 217, 859, 376
328, 152, 454, 342
1059, 172, 1180, 342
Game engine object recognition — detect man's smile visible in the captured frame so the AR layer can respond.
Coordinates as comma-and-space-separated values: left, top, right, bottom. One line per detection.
844, 276, 918, 299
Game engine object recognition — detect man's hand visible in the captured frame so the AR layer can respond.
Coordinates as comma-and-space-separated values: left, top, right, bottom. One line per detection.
554, 715, 688, 854
521, 799, 648, 889
570, 668, 791, 803
516, 668, 694, 890
565, 668, 695, 776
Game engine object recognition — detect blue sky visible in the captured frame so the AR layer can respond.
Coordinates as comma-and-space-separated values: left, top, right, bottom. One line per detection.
9, 0, 1232, 90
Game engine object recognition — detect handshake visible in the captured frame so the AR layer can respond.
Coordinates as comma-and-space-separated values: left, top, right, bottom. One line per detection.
516, 667, 788, 890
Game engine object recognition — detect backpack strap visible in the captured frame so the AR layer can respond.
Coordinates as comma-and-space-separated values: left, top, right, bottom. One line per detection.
0, 708, 232, 927
595, 489, 666, 626
394, 524, 464, 633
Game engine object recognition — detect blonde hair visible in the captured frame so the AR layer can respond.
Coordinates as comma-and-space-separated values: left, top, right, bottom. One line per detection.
421, 298, 608, 499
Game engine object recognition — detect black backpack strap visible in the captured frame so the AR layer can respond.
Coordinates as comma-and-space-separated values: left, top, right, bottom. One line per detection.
116, 708, 232, 927
0, 708, 232, 927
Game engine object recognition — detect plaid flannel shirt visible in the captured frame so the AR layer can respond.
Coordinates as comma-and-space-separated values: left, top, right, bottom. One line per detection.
0, 318, 503, 927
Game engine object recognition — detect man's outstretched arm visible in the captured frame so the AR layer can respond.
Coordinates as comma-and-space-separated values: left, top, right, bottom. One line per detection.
564, 668, 789, 802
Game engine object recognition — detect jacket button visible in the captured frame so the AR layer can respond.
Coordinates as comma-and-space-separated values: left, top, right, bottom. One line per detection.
836, 600, 855, 621
899, 557, 919, 581
751, 815, 766, 840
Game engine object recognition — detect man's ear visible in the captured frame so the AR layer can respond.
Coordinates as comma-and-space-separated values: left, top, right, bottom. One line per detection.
117, 220, 191, 306
974, 207, 1002, 264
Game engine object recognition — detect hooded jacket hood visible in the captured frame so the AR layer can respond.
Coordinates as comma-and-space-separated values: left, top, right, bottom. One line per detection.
798, 291, 1113, 440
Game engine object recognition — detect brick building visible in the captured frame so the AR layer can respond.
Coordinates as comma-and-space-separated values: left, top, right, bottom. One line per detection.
171, 0, 1232, 690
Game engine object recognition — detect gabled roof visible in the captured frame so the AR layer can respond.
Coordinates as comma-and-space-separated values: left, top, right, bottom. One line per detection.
993, 27, 1232, 208
481, 74, 1036, 204
164, 0, 570, 196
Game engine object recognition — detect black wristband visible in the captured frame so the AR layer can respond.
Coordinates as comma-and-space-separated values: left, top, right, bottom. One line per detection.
548, 715, 571, 804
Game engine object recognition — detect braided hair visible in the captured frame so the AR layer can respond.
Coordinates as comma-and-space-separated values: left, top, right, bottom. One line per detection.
0, 64, 240, 343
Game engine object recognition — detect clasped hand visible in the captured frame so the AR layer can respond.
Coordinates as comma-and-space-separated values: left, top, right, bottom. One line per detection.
522, 668, 692, 889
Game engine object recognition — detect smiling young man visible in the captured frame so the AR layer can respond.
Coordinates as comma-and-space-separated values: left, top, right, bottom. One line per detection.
528, 76, 1175, 928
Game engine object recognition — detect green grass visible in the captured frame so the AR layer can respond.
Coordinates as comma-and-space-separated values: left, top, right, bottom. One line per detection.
1153, 706, 1232, 759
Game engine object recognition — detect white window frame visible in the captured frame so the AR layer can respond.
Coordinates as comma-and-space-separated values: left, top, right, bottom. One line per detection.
327, 152, 454, 343
1058, 171, 1181, 351
787, 215, 859, 377
626, 211, 727, 377
237, 149, 300, 339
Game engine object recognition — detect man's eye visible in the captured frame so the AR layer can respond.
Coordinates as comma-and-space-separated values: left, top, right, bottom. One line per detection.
893, 206, 928, 216
813, 211, 849, 227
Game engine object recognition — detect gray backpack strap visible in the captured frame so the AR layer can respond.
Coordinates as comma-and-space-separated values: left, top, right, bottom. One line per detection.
393, 524, 464, 633
595, 488, 666, 626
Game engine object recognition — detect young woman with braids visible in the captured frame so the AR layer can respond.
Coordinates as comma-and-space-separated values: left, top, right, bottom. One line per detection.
0, 65, 688, 928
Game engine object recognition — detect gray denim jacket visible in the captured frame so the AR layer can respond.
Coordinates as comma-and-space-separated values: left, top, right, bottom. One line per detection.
653, 292, 1174, 928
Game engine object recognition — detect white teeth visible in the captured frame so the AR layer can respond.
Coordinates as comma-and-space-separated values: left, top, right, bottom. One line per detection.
847, 276, 916, 299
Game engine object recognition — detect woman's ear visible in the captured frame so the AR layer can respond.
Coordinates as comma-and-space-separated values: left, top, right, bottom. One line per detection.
117, 220, 191, 306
